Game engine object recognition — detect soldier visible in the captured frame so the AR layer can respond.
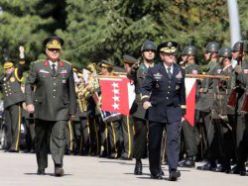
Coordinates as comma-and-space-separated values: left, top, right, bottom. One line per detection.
25, 36, 76, 176
141, 41, 186, 181
178, 45, 200, 167
231, 41, 248, 176
127, 40, 157, 175
120, 54, 138, 160
211, 47, 235, 173
196, 41, 220, 171
0, 47, 26, 152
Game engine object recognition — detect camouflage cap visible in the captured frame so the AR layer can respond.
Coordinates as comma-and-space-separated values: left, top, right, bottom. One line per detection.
232, 41, 248, 52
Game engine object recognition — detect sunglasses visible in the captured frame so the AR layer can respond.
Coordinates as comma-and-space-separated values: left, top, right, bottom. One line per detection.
48, 48, 60, 52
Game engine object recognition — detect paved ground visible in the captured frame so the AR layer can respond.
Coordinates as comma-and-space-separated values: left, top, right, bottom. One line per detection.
0, 151, 247, 186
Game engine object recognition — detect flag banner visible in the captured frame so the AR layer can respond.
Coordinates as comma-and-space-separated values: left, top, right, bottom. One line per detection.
99, 76, 135, 116
184, 77, 197, 126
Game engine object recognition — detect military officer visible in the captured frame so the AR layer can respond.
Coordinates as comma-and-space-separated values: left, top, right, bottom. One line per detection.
0, 53, 25, 152
127, 40, 157, 175
178, 45, 200, 168
25, 36, 76, 176
196, 41, 220, 171
232, 41, 248, 176
141, 41, 185, 181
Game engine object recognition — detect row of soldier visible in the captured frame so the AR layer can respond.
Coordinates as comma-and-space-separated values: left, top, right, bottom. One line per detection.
0, 38, 247, 178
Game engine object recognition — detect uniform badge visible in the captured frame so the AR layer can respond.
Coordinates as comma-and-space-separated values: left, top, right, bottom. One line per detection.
10, 77, 15, 82
155, 80, 160, 88
153, 73, 162, 80
62, 79, 66, 83
192, 70, 198, 74
244, 69, 248, 74
175, 71, 182, 79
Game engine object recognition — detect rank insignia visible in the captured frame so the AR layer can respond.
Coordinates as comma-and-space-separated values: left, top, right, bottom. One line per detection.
153, 73, 162, 80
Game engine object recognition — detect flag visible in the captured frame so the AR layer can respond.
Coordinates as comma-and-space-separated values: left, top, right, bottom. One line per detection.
184, 78, 197, 126
99, 76, 135, 116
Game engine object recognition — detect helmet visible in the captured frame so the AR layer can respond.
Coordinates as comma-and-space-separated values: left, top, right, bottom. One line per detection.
182, 45, 197, 56
218, 47, 232, 58
205, 41, 220, 53
141, 40, 157, 52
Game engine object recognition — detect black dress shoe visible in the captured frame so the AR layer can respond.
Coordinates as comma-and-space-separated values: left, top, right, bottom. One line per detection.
160, 169, 164, 176
232, 165, 246, 176
169, 170, 181, 181
151, 173, 163, 179
37, 168, 45, 175
134, 160, 142, 175
54, 167, 64, 177
109, 153, 118, 159
179, 157, 195, 168
197, 162, 216, 171
215, 164, 231, 173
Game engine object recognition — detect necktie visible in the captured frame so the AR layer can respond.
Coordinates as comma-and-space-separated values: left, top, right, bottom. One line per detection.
167, 67, 172, 79
52, 63, 56, 76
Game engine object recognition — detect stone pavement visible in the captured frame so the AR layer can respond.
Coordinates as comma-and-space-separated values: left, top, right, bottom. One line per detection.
0, 151, 246, 186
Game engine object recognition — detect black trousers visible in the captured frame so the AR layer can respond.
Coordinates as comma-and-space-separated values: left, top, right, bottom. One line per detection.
149, 120, 182, 175
35, 119, 66, 169
236, 114, 248, 169
5, 103, 22, 151
120, 116, 133, 158
133, 117, 147, 160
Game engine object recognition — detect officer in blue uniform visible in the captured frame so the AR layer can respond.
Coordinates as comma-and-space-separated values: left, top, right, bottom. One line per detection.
141, 41, 186, 181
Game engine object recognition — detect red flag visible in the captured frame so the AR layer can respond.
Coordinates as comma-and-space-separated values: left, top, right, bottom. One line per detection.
184, 78, 197, 126
99, 77, 135, 116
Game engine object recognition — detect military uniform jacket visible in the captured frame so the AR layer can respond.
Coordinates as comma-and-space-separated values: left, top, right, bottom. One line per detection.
0, 67, 25, 109
128, 62, 149, 119
236, 61, 248, 113
25, 59, 77, 121
141, 62, 185, 123
212, 64, 234, 116
196, 61, 217, 112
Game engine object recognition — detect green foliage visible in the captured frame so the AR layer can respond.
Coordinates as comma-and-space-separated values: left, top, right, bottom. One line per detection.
0, 0, 247, 69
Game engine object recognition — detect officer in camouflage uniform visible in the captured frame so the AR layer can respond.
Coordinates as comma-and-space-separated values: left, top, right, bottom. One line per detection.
178, 45, 200, 167
211, 47, 235, 173
0, 48, 26, 152
25, 36, 76, 176
196, 41, 220, 170
232, 41, 248, 176
127, 40, 157, 175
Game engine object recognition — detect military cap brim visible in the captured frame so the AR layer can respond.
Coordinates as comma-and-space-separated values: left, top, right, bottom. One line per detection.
158, 41, 178, 54
123, 54, 137, 65
100, 60, 113, 68
43, 36, 64, 49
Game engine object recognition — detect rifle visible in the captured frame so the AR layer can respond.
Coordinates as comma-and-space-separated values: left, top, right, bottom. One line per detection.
186, 74, 230, 79
227, 42, 244, 109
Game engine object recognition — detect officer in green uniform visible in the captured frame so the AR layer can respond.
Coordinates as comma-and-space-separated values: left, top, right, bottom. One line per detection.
178, 45, 200, 167
196, 41, 220, 170
232, 41, 248, 176
127, 40, 157, 175
0, 56, 25, 152
25, 36, 76, 176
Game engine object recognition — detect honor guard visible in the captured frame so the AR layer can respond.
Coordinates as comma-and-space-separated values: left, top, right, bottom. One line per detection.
196, 41, 220, 171
25, 36, 77, 176
141, 41, 185, 181
0, 53, 25, 152
178, 45, 200, 168
127, 40, 157, 175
